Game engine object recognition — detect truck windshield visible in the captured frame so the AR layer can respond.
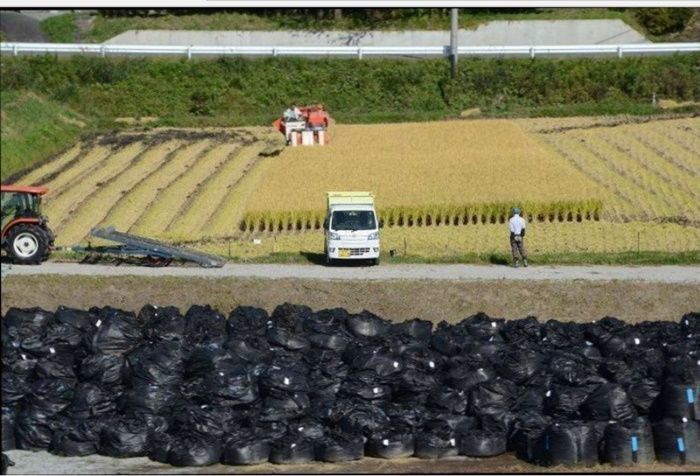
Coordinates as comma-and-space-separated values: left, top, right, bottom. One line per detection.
331, 210, 376, 231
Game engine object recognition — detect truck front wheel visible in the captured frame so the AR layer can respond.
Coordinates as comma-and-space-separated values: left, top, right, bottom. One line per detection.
6, 224, 49, 264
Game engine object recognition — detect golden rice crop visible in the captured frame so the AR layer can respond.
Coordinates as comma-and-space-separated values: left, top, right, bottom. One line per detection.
55, 140, 183, 245
18, 144, 83, 186
242, 120, 605, 232
165, 143, 265, 240
197, 221, 700, 259
535, 117, 700, 224
97, 140, 213, 234
44, 143, 144, 229
131, 142, 241, 238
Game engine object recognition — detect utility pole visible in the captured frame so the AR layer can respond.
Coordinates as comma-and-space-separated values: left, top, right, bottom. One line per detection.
450, 8, 459, 78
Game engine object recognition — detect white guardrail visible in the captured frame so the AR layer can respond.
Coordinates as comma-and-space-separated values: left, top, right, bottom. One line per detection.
1, 42, 699, 59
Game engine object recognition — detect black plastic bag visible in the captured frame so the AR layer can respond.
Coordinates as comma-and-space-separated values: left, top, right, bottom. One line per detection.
287, 418, 325, 441
338, 404, 390, 437
199, 365, 258, 406
1, 407, 16, 451
260, 365, 308, 393
119, 383, 179, 416
87, 307, 142, 356
34, 349, 77, 381
653, 418, 700, 465
50, 419, 103, 456
458, 430, 506, 457
3, 307, 54, 337
658, 380, 699, 420
15, 408, 54, 450
346, 311, 389, 338
316, 432, 365, 462
502, 316, 541, 346
26, 378, 75, 416
227, 306, 270, 337
626, 378, 661, 415
391, 318, 433, 342
446, 360, 495, 391
167, 433, 222, 467
260, 390, 311, 422
509, 412, 551, 464
173, 404, 233, 437
580, 383, 638, 423
414, 430, 458, 459
127, 341, 184, 387
495, 348, 543, 384
98, 417, 149, 457
65, 383, 116, 419
601, 417, 655, 465
267, 326, 309, 351
1, 454, 14, 475
78, 354, 126, 386
542, 421, 599, 467
458, 312, 504, 340
184, 305, 227, 347
1, 373, 29, 408
544, 384, 597, 418
366, 431, 415, 459
54, 306, 93, 332
147, 432, 172, 463
427, 387, 468, 414
140, 305, 185, 342
184, 344, 238, 378
269, 435, 315, 464
221, 433, 271, 465
469, 378, 517, 416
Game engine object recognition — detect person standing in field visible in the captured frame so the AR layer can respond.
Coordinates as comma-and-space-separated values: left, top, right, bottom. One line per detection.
509, 207, 528, 268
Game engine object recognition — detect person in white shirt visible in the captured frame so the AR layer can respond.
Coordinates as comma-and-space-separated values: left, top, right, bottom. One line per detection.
508, 207, 528, 268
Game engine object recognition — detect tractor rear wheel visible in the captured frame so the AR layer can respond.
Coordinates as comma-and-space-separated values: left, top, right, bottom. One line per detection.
6, 224, 49, 264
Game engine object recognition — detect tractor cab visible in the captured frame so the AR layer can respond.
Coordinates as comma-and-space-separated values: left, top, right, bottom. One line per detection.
1, 185, 54, 264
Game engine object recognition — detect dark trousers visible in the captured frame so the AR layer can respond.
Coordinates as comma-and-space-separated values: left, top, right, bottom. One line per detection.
511, 236, 527, 261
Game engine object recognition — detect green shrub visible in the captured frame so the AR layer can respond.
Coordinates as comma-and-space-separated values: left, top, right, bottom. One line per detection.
634, 8, 694, 35
40, 13, 77, 42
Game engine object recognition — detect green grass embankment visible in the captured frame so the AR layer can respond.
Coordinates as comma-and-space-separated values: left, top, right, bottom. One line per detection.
0, 90, 92, 181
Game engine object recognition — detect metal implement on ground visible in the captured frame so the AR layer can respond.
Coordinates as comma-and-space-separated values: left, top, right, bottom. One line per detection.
73, 227, 226, 268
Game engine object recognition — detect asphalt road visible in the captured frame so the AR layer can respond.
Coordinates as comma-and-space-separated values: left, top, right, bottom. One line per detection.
2, 262, 699, 283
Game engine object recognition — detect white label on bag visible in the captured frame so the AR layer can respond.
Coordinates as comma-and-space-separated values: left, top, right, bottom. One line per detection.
429, 361, 435, 369
450, 438, 456, 447
373, 387, 380, 394
491, 322, 497, 328
49, 347, 55, 354
291, 443, 296, 448
393, 361, 399, 368
585, 341, 593, 346
283, 377, 290, 386
298, 427, 304, 432
682, 417, 688, 423
219, 372, 224, 377
95, 319, 102, 328
634, 338, 640, 345
546, 390, 552, 397
21, 354, 26, 360
382, 439, 389, 446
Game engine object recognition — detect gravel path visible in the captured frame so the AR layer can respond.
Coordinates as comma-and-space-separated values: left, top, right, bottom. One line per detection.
2, 262, 698, 283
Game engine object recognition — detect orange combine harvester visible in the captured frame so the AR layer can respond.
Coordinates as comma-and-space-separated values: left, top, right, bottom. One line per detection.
273, 104, 330, 146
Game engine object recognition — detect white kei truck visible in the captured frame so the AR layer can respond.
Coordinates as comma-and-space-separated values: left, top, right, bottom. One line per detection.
323, 192, 380, 265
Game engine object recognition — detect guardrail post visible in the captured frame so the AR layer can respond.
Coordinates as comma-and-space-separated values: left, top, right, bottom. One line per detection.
272, 47, 277, 57
617, 46, 623, 58
100, 45, 106, 58
13, 44, 18, 56
530, 47, 535, 59
187, 47, 192, 60
358, 47, 363, 60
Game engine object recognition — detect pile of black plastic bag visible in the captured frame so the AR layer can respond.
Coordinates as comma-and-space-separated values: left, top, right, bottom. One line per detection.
1, 304, 698, 469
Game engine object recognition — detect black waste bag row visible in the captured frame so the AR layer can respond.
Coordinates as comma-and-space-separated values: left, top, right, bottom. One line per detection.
1, 305, 699, 468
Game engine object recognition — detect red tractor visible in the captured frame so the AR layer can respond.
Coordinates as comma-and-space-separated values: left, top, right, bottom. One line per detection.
1, 185, 55, 264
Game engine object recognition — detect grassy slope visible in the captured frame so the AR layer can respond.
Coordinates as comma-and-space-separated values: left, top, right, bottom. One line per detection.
82, 8, 649, 43
40, 13, 78, 42
0, 90, 90, 181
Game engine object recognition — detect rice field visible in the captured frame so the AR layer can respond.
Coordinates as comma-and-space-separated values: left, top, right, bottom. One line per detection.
15, 115, 700, 259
